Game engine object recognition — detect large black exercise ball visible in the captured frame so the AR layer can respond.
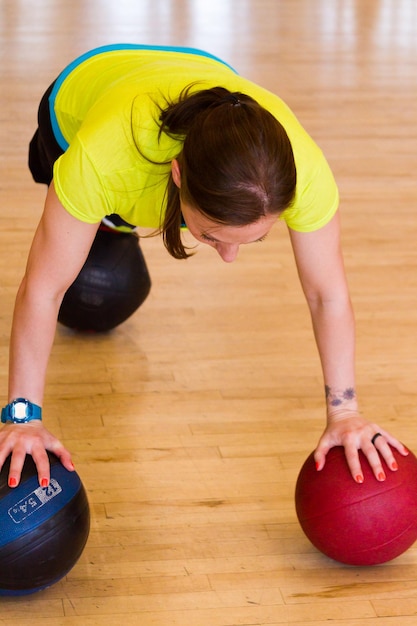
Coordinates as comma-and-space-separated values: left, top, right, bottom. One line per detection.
0, 452, 90, 595
58, 228, 151, 332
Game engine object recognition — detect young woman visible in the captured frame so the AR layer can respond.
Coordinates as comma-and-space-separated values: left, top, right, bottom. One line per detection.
0, 44, 407, 488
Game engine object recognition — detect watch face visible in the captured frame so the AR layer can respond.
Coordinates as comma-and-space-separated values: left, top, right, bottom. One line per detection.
13, 401, 29, 421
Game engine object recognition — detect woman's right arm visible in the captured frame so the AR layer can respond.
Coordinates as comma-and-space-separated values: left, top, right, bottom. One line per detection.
0, 183, 100, 487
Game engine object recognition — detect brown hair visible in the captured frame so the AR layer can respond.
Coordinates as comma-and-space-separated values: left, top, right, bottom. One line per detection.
156, 85, 297, 259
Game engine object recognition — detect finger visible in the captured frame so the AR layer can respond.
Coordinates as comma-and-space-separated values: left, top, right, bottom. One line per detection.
314, 438, 333, 471
48, 439, 75, 473
343, 443, 368, 484
0, 442, 13, 473
375, 428, 409, 458
31, 445, 52, 487
53, 448, 75, 473
371, 436, 397, 472
0, 423, 21, 470
360, 440, 387, 482
7, 448, 28, 488
371, 430, 409, 473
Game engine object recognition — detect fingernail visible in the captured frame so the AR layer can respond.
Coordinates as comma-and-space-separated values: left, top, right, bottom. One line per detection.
403, 447, 410, 455
378, 472, 386, 481
41, 478, 49, 488
8, 477, 17, 488
392, 461, 398, 471
355, 475, 364, 484
315, 462, 320, 471
69, 461, 75, 470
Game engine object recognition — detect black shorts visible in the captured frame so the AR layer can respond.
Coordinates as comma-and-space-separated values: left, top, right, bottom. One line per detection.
28, 81, 64, 185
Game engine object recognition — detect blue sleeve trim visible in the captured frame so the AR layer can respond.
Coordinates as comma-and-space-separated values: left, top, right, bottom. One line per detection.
48, 43, 237, 151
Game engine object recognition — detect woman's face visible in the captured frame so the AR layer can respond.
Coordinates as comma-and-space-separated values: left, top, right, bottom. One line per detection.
171, 158, 276, 263
181, 201, 276, 263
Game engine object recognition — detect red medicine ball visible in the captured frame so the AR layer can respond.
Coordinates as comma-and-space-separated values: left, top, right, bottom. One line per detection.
295, 446, 417, 566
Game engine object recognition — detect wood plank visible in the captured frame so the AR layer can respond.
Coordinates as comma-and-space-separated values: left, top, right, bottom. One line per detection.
1, 1, 417, 624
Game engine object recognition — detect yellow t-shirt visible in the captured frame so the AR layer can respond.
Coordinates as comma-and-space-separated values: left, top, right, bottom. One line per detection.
51, 44, 338, 232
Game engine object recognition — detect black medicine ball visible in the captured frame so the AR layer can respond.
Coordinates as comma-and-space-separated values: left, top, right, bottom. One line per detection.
0, 453, 90, 595
58, 228, 151, 332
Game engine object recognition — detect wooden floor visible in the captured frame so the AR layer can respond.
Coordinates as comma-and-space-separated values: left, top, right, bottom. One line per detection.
1, 0, 417, 623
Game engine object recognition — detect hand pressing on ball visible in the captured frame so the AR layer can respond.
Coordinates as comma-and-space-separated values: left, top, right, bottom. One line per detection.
0, 421, 74, 488
314, 409, 409, 483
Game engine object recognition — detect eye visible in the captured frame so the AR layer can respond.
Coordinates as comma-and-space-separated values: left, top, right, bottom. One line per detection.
201, 233, 217, 243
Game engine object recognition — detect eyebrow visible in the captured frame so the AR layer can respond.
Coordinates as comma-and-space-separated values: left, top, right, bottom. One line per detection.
201, 231, 269, 244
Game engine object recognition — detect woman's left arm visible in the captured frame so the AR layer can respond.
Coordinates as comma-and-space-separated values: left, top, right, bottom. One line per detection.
289, 210, 408, 482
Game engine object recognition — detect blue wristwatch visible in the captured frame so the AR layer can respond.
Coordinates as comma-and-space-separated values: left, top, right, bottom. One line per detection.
1, 398, 42, 424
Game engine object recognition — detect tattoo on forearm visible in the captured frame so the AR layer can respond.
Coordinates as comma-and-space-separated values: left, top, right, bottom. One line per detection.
325, 385, 356, 407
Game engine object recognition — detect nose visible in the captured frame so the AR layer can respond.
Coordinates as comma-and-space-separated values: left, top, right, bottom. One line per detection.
216, 243, 239, 263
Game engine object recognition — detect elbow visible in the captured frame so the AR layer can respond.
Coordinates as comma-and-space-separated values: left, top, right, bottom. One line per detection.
304, 289, 353, 318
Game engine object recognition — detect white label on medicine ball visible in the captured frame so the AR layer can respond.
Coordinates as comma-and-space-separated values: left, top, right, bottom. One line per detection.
7, 479, 63, 524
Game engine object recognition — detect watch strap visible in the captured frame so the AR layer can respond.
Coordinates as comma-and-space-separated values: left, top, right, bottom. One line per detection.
1, 398, 42, 424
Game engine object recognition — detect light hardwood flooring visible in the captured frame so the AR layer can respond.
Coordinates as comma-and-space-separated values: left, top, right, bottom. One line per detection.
1, 0, 417, 624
